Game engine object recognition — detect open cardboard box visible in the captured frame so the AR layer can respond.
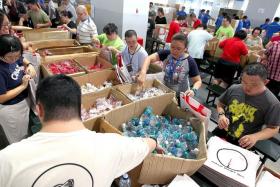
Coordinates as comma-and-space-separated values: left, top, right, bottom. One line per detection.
100, 95, 207, 185
31, 39, 80, 51
23, 28, 70, 41
73, 69, 121, 93
82, 88, 132, 131
116, 79, 175, 102
41, 59, 86, 78
36, 46, 100, 57
74, 56, 113, 73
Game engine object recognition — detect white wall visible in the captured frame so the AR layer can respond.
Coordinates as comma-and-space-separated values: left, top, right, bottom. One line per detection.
92, 0, 124, 35
122, 0, 149, 43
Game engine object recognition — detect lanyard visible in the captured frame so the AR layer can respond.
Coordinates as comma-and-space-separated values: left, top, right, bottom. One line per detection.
168, 55, 182, 76
128, 44, 141, 65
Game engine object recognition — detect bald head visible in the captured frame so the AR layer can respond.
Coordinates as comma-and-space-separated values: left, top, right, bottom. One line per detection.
76, 5, 88, 21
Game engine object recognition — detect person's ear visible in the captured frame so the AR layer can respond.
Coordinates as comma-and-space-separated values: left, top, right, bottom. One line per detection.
36, 102, 44, 121
264, 79, 270, 85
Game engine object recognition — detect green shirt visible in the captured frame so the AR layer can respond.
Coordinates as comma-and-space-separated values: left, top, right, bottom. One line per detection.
215, 26, 234, 40
27, 9, 50, 27
97, 33, 125, 51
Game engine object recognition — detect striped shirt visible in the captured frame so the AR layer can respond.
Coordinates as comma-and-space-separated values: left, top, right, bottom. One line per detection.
77, 17, 98, 44
265, 41, 280, 81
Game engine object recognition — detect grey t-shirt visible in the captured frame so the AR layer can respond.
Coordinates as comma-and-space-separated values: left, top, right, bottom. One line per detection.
121, 45, 148, 76
219, 84, 280, 138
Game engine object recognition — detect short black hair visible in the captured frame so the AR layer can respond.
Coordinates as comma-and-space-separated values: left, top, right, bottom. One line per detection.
125, 30, 137, 38
221, 12, 227, 17
0, 35, 23, 57
243, 15, 248, 19
177, 15, 186, 21
224, 15, 232, 23
190, 13, 196, 18
60, 10, 73, 19
265, 18, 270, 22
157, 7, 164, 15
196, 24, 207, 30
36, 75, 81, 122
0, 10, 7, 29
242, 63, 267, 80
234, 30, 247, 40
172, 33, 187, 47
201, 9, 205, 12
103, 23, 118, 35
252, 27, 262, 35
274, 17, 280, 22
234, 16, 240, 20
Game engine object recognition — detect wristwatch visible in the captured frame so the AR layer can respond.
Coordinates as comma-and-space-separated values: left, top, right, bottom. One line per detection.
191, 88, 198, 96
218, 112, 225, 117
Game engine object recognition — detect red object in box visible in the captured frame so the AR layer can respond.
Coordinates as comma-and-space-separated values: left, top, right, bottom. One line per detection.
137, 37, 143, 46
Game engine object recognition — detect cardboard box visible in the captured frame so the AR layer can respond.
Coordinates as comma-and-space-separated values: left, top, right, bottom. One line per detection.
205, 38, 220, 57
82, 88, 132, 131
116, 79, 175, 102
41, 59, 86, 78
100, 96, 207, 185
31, 39, 80, 51
73, 69, 121, 91
23, 28, 70, 41
36, 46, 100, 57
74, 56, 113, 73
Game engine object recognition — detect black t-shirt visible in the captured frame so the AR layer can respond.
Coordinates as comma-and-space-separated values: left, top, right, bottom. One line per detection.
157, 50, 199, 78
155, 16, 167, 24
67, 21, 77, 39
0, 58, 28, 105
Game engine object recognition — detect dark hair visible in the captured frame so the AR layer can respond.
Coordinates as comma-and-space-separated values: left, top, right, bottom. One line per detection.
274, 17, 280, 22
177, 15, 186, 21
243, 15, 248, 19
196, 24, 207, 29
234, 16, 240, 20
201, 9, 205, 12
125, 30, 137, 38
157, 7, 164, 15
242, 63, 267, 80
103, 23, 118, 35
60, 10, 73, 19
36, 75, 81, 122
190, 13, 196, 18
252, 27, 262, 35
0, 35, 23, 57
150, 2, 153, 6
224, 15, 232, 23
206, 10, 210, 13
234, 30, 247, 40
26, 0, 37, 4
172, 33, 187, 47
222, 12, 227, 17
0, 10, 7, 29
265, 18, 270, 22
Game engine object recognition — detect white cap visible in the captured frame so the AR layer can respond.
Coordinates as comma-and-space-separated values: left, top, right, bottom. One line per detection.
122, 173, 129, 179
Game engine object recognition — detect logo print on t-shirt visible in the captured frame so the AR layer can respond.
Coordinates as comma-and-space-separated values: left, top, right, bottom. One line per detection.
32, 163, 94, 187
11, 65, 24, 80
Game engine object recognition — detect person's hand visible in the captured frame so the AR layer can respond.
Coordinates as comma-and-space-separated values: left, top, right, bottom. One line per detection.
185, 89, 195, 97
155, 144, 165, 154
218, 115, 229, 130
21, 74, 31, 88
25, 64, 37, 78
92, 37, 100, 46
35, 24, 41, 29
137, 71, 146, 87
239, 134, 258, 149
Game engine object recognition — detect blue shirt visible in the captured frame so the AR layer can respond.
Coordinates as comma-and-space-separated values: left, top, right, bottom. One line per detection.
260, 23, 269, 30
242, 19, 251, 29
202, 14, 211, 25
0, 58, 28, 105
177, 10, 187, 17
265, 22, 280, 38
198, 12, 205, 20
215, 16, 223, 29
236, 20, 243, 32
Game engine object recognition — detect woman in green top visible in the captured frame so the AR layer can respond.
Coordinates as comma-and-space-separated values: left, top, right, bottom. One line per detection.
93, 23, 125, 54
245, 27, 263, 48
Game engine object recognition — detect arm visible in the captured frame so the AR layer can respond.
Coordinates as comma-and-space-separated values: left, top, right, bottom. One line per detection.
185, 75, 202, 97
137, 53, 160, 86
239, 126, 279, 149
36, 21, 52, 29
217, 101, 230, 130
62, 24, 77, 34
19, 16, 27, 26
0, 75, 30, 104
23, 58, 37, 78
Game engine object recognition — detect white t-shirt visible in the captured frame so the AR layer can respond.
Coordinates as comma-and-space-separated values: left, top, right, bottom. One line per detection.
0, 129, 149, 187
121, 45, 148, 76
77, 17, 98, 44
187, 29, 213, 59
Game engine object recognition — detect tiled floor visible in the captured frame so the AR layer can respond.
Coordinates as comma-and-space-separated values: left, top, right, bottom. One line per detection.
197, 73, 280, 174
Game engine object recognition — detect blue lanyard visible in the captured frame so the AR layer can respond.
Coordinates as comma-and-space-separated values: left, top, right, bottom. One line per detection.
168, 56, 183, 76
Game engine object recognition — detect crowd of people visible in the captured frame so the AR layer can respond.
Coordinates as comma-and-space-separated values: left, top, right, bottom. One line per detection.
0, 1, 279, 186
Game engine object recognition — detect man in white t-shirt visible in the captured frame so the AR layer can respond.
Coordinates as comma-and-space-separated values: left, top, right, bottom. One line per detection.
76, 5, 98, 45
187, 24, 213, 65
122, 30, 148, 76
0, 75, 157, 187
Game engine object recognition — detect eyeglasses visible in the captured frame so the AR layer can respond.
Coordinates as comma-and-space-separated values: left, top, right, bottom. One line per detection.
2, 52, 21, 62
1, 22, 11, 28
